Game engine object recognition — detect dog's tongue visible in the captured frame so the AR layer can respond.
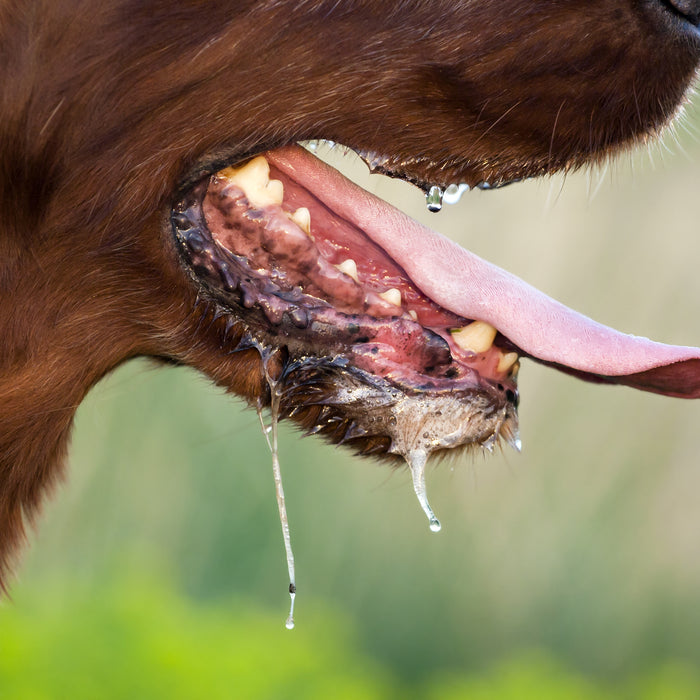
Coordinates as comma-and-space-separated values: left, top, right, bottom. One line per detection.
268, 146, 700, 398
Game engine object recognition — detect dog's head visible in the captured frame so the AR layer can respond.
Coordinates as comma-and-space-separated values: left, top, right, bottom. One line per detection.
1, 0, 700, 586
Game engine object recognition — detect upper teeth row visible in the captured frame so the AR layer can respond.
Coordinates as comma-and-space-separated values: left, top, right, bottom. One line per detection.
221, 156, 406, 310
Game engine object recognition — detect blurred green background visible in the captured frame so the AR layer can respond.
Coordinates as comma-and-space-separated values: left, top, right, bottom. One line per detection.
3, 98, 700, 698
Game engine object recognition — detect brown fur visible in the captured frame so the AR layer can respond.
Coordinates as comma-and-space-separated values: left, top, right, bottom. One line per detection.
0, 0, 698, 590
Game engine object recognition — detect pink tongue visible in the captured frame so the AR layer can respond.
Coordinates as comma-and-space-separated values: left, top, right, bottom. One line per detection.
268, 146, 700, 398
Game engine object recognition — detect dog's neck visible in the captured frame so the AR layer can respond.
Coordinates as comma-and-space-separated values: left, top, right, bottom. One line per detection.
0, 346, 85, 589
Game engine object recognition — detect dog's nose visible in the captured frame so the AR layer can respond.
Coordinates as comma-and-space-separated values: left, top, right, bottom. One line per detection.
665, 0, 700, 25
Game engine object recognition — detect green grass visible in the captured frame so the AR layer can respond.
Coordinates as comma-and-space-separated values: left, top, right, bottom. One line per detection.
2, 573, 700, 699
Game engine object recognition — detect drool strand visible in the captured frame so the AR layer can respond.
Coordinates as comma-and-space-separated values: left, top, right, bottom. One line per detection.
257, 370, 297, 630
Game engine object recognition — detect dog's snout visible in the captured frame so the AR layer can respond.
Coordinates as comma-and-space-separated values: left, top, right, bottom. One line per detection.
664, 0, 700, 25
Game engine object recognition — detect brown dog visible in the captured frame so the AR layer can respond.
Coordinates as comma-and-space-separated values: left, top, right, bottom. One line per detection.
2, 0, 700, 591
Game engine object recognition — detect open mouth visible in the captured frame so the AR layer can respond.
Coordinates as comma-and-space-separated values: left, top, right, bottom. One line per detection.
171, 143, 700, 471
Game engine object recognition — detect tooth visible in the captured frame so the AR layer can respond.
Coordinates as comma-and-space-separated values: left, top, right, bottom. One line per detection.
290, 207, 311, 234
336, 258, 359, 282
222, 156, 284, 208
497, 351, 519, 374
222, 155, 269, 188
408, 310, 418, 321
379, 288, 402, 307
451, 321, 497, 354
266, 179, 284, 205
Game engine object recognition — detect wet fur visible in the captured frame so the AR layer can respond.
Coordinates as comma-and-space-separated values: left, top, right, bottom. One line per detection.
0, 0, 698, 590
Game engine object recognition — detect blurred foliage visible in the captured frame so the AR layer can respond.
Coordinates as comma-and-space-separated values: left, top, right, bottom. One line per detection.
2, 572, 700, 699
0, 570, 393, 700
4, 96, 700, 697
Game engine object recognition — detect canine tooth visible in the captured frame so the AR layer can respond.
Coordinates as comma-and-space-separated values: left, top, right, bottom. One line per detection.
336, 258, 359, 282
379, 288, 402, 307
223, 155, 268, 186
451, 321, 497, 354
497, 351, 519, 374
222, 155, 284, 208
290, 207, 311, 234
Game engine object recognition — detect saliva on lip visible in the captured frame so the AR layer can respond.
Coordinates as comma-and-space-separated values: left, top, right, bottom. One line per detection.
426, 185, 444, 213
425, 183, 471, 211
406, 449, 442, 532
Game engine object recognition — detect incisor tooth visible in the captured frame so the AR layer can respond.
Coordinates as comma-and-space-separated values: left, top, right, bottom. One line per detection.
336, 258, 359, 282
379, 288, 402, 307
451, 321, 497, 354
408, 310, 418, 321
497, 352, 519, 374
221, 155, 284, 208
290, 207, 311, 234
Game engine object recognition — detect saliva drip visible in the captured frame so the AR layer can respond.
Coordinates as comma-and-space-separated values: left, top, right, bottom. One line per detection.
404, 449, 442, 532
257, 365, 297, 630
425, 185, 444, 213
442, 183, 470, 205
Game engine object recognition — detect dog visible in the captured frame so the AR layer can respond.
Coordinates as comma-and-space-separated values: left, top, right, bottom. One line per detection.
1, 0, 700, 592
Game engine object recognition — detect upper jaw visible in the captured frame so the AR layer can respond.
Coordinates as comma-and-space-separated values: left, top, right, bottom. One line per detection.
351, 149, 538, 193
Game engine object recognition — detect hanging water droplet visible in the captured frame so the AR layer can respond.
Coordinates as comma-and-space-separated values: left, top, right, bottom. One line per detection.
257, 363, 297, 630
442, 183, 470, 205
425, 185, 444, 213
404, 449, 441, 533
285, 587, 296, 629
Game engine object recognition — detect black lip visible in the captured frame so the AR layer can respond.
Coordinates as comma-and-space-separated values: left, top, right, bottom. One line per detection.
662, 0, 700, 26
649, 0, 700, 41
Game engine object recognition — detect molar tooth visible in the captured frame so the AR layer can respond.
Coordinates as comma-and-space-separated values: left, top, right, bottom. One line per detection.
497, 351, 519, 374
336, 258, 359, 282
379, 288, 402, 307
290, 207, 311, 234
451, 321, 497, 354
221, 155, 284, 208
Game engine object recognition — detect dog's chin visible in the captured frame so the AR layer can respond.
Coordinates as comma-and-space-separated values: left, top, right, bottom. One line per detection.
169, 137, 700, 462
